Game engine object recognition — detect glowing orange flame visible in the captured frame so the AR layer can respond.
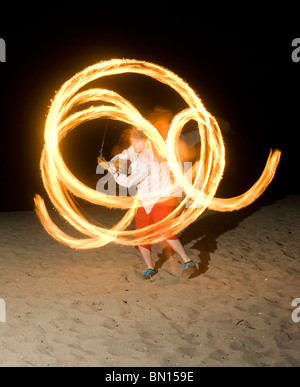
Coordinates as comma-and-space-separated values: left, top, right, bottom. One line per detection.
34, 59, 281, 249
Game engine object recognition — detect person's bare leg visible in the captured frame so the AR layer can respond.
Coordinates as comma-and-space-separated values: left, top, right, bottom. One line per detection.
166, 239, 197, 278
138, 246, 155, 270
165, 239, 191, 264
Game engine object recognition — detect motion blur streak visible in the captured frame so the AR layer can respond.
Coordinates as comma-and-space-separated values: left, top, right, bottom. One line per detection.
34, 59, 281, 249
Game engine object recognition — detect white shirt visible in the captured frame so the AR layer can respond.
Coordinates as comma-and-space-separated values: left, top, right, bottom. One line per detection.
110, 142, 172, 214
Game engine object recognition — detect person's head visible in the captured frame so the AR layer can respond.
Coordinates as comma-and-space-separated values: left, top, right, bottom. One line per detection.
130, 128, 148, 154
147, 106, 173, 140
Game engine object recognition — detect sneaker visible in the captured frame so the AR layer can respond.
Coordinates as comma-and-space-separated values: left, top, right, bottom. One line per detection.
181, 261, 197, 279
144, 269, 157, 280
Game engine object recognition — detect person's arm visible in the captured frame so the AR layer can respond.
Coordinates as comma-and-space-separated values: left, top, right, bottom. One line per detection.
110, 159, 151, 188
99, 146, 133, 174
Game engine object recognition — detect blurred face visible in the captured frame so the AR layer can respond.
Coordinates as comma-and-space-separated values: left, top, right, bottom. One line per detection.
130, 137, 146, 154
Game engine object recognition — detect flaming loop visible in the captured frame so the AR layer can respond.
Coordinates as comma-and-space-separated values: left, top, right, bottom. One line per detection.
34, 59, 281, 249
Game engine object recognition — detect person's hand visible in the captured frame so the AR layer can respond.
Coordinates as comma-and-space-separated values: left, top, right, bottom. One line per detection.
107, 162, 117, 175
98, 160, 117, 175
114, 159, 121, 173
115, 159, 131, 174
98, 160, 110, 170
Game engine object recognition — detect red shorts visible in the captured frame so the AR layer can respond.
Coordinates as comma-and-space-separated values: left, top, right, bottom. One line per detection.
135, 197, 179, 251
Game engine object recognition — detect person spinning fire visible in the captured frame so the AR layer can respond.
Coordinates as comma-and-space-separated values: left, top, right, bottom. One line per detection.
101, 126, 198, 280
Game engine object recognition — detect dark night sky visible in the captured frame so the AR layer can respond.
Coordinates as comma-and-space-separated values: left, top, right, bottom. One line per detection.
0, 11, 299, 212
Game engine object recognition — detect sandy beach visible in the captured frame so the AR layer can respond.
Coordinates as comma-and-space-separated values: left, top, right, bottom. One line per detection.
0, 194, 299, 367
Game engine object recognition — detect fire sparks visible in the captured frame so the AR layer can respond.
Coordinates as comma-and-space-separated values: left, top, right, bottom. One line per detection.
34, 59, 281, 249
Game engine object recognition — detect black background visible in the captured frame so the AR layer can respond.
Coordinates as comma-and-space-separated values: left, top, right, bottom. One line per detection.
0, 9, 299, 212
